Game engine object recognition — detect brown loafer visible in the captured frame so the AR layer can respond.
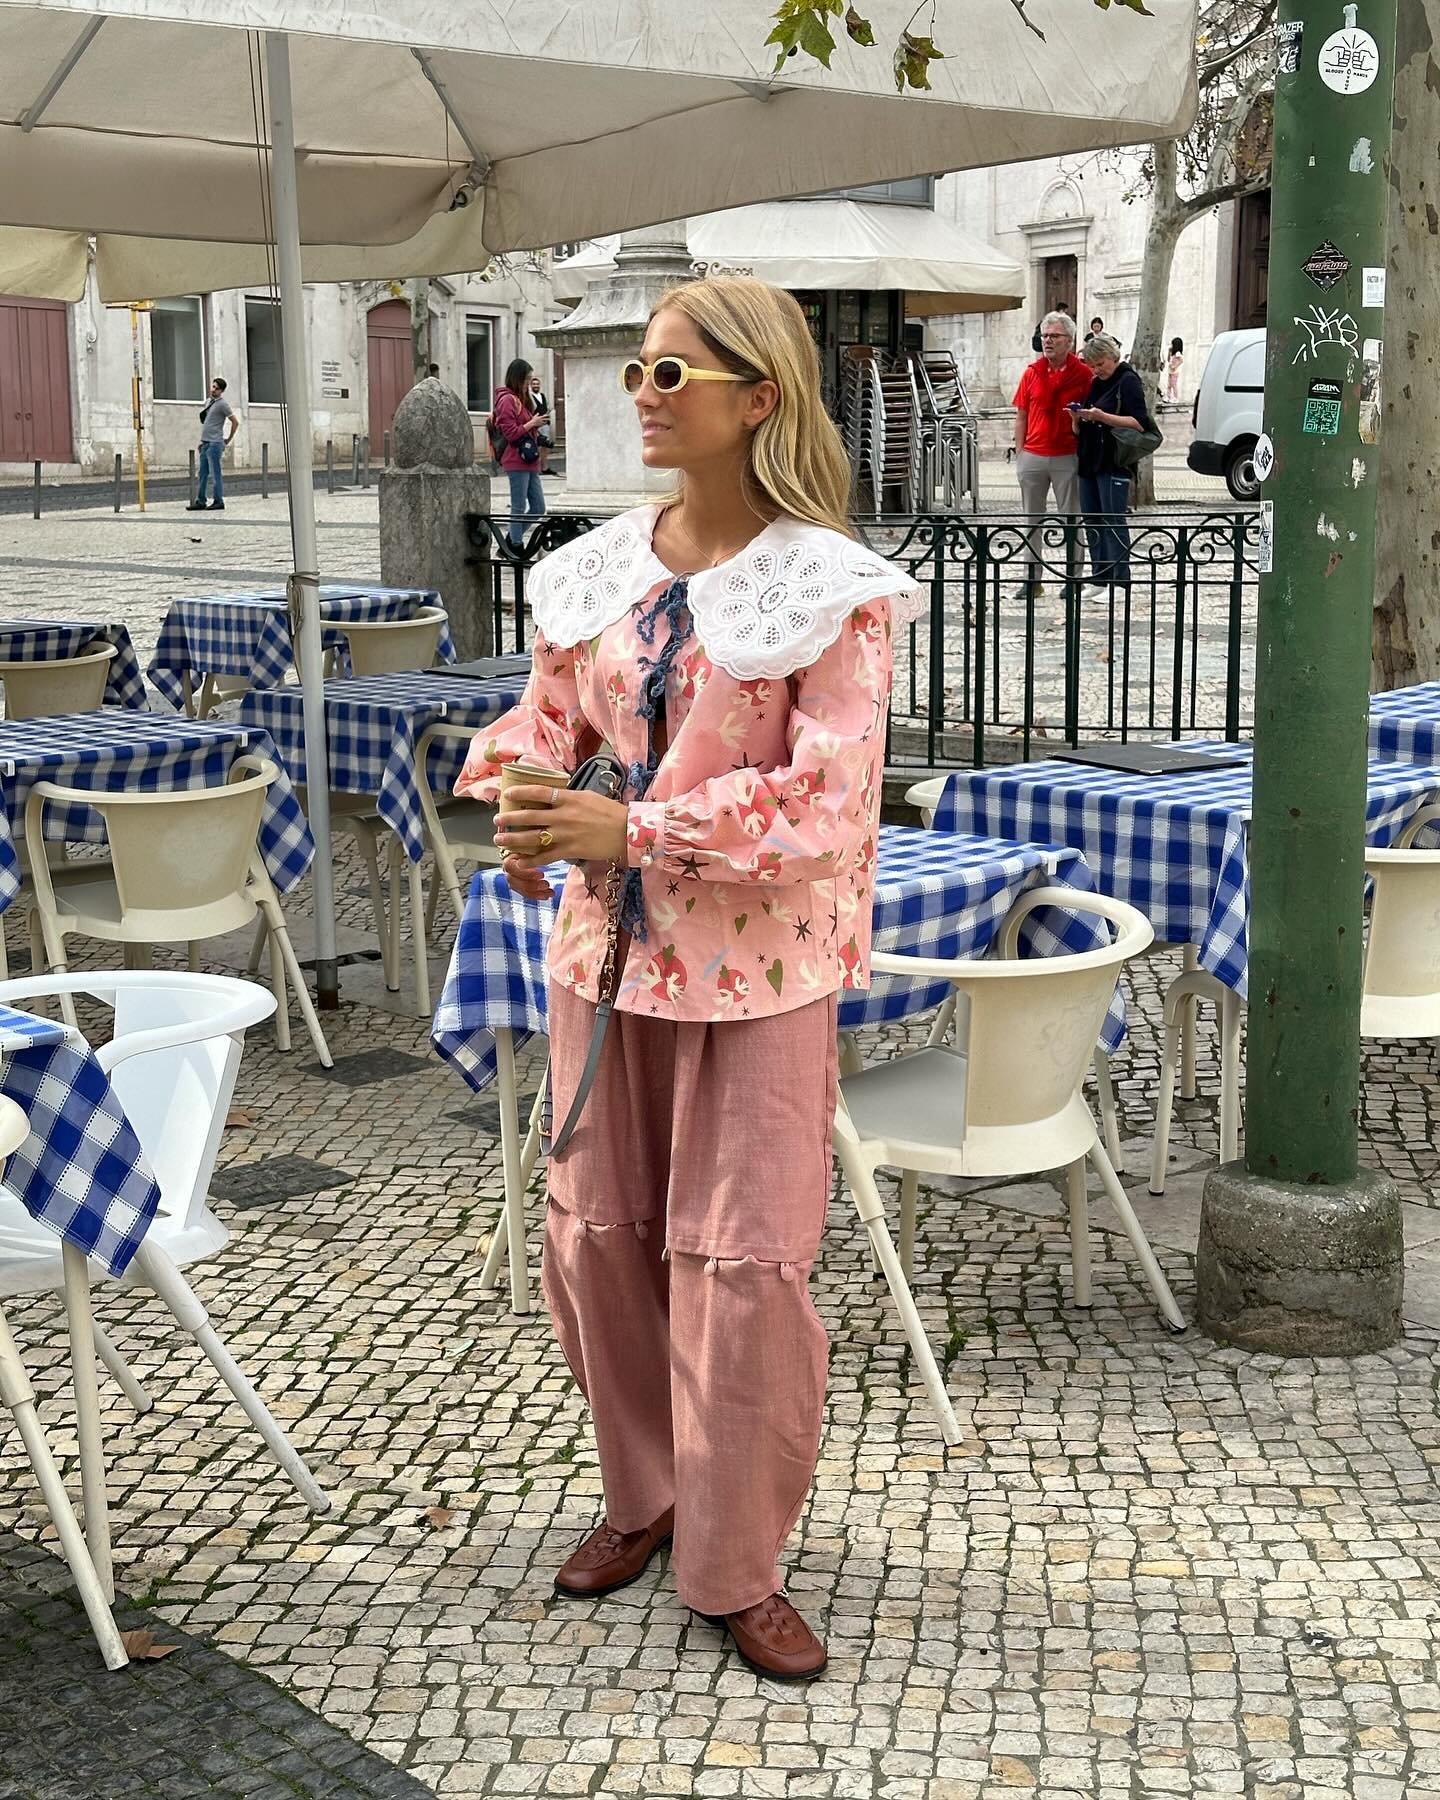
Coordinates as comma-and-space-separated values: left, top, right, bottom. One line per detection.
553, 1507, 674, 1598
701, 1594, 827, 1681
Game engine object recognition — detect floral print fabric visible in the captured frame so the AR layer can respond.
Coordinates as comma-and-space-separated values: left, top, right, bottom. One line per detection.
455, 517, 904, 1024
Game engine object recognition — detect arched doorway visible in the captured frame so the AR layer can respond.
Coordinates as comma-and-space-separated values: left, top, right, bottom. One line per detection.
366, 300, 413, 451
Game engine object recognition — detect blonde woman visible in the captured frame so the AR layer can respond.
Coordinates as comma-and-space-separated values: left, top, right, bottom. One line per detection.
456, 277, 923, 1679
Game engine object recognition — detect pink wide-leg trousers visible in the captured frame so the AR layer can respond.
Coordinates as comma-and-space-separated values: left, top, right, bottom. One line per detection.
542, 980, 839, 1617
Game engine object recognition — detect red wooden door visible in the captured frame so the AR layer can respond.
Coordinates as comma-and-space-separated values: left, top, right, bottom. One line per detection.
366, 300, 413, 450
0, 296, 73, 462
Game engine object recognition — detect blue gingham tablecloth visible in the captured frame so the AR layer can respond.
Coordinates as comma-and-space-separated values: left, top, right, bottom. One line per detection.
239, 671, 527, 862
0, 711, 314, 913
934, 744, 1440, 999
146, 584, 457, 710
1369, 682, 1440, 764
0, 1005, 161, 1278
432, 823, 1127, 1094
0, 620, 148, 710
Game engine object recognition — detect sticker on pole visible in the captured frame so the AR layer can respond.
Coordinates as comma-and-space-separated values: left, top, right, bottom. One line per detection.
1359, 340, 1382, 444
1276, 19, 1304, 72
1257, 501, 1274, 575
1253, 433, 1276, 482
1318, 5, 1380, 92
1362, 267, 1386, 307
1303, 377, 1343, 435
1302, 241, 1351, 290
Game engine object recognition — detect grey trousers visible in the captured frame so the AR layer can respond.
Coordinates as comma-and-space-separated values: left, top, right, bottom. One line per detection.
1016, 449, 1079, 517
1016, 450, 1079, 587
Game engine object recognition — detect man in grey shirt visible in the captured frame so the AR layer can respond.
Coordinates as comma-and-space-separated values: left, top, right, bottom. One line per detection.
189, 376, 238, 511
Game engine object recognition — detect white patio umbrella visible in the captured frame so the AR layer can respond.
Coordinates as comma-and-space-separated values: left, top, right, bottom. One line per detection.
0, 0, 1199, 1001
553, 201, 1026, 312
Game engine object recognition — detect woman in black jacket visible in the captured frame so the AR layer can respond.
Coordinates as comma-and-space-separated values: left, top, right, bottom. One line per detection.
1071, 332, 1150, 595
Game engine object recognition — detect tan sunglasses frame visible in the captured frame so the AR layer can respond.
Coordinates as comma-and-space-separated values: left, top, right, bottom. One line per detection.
620, 356, 749, 396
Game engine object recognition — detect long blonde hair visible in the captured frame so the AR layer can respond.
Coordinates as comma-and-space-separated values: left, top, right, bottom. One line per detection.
650, 276, 854, 538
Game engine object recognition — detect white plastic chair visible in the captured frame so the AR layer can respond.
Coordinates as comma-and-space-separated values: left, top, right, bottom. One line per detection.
340, 608, 446, 677
0, 1091, 129, 1670
0, 972, 330, 1575
1361, 803, 1440, 1036
832, 887, 1185, 1443
415, 721, 503, 927
191, 672, 254, 719
1150, 802, 1440, 1192
22, 755, 333, 1067
0, 644, 118, 719
905, 774, 1126, 1166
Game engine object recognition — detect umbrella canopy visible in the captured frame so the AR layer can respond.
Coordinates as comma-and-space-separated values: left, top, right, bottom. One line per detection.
553, 200, 1026, 313
0, 0, 1197, 301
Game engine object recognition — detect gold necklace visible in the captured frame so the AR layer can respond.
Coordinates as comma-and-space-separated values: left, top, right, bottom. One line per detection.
666, 507, 752, 570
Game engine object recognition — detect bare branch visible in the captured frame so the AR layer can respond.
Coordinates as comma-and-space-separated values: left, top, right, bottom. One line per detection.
1200, 53, 1273, 192
1003, 0, 1047, 39
1199, 13, 1276, 86
1181, 168, 1272, 216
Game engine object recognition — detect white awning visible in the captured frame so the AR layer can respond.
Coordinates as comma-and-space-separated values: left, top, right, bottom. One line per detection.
0, 0, 1197, 301
553, 200, 1026, 314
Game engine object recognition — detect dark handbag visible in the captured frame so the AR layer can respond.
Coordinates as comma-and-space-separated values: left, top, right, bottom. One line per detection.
543, 751, 627, 1158
1110, 422, 1163, 470
517, 432, 540, 465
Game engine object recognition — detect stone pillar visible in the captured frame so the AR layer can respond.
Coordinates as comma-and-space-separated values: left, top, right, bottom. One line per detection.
379, 377, 491, 660
535, 222, 696, 501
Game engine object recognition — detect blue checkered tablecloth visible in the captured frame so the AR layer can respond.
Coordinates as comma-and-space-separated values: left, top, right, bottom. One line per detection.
1369, 683, 1440, 764
0, 1004, 161, 1278
147, 584, 457, 710
0, 620, 148, 711
934, 745, 1440, 998
0, 711, 314, 912
432, 824, 1126, 1094
239, 671, 526, 862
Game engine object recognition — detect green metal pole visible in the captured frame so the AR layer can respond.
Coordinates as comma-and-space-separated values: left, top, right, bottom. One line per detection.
1244, 0, 1398, 1184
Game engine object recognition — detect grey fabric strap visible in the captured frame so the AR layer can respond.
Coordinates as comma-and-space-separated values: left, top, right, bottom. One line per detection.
544, 996, 613, 1159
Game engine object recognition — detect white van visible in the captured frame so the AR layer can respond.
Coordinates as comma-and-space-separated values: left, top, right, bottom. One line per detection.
1186, 327, 1265, 501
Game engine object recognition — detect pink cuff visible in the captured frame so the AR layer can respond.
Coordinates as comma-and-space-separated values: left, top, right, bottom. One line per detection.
626, 801, 666, 870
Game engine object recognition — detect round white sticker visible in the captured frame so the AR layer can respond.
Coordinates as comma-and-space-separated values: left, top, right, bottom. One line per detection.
1253, 433, 1276, 483
1318, 21, 1380, 93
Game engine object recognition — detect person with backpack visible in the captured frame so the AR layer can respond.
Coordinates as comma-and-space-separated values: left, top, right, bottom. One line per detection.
1070, 332, 1157, 595
491, 358, 548, 546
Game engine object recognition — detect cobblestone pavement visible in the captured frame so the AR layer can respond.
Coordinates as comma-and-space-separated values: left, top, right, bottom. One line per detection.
5, 501, 1440, 1800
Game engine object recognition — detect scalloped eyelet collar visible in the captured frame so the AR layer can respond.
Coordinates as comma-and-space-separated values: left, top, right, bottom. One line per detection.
528, 504, 922, 681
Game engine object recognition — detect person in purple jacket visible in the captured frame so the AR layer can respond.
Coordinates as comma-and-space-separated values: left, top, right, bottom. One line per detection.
492, 358, 548, 546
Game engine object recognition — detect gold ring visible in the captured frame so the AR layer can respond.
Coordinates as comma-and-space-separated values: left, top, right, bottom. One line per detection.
538, 828, 555, 850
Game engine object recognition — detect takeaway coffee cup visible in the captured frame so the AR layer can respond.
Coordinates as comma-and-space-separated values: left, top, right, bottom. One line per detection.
498, 761, 569, 815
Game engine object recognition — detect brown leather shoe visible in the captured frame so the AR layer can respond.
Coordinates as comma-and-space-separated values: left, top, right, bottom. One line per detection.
702, 1594, 827, 1681
553, 1507, 674, 1599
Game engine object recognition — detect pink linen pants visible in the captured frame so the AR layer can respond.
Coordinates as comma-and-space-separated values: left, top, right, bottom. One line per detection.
542, 980, 839, 1617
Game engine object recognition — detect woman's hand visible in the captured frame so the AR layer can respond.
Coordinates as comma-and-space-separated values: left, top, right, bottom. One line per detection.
494, 784, 629, 876
1076, 406, 1104, 423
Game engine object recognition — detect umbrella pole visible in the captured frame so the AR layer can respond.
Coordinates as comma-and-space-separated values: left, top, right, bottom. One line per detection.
264, 30, 338, 1010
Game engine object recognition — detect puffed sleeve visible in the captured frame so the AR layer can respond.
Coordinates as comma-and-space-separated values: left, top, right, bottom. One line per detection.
624, 596, 892, 885
453, 632, 587, 804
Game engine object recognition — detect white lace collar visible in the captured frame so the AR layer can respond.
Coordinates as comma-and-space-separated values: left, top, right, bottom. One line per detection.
526, 504, 925, 680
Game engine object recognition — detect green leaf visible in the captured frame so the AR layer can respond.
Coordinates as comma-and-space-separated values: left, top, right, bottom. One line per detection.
798, 8, 837, 64
844, 6, 875, 47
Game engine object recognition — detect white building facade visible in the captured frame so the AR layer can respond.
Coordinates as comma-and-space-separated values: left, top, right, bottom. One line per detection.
0, 261, 566, 479
928, 153, 1267, 408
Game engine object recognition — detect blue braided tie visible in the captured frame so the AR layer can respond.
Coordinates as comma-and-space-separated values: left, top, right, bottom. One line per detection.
619, 577, 694, 941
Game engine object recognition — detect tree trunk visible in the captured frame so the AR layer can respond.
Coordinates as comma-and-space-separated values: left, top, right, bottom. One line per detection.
1129, 143, 1185, 506
409, 277, 431, 383
1371, 0, 1440, 689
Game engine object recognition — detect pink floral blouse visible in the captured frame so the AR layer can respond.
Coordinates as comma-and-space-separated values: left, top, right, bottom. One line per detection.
455, 505, 923, 1024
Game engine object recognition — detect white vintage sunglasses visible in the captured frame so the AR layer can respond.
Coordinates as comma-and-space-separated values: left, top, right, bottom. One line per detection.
620, 355, 754, 395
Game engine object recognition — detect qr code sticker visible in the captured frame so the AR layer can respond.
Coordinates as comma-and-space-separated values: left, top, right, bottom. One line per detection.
1303, 398, 1341, 436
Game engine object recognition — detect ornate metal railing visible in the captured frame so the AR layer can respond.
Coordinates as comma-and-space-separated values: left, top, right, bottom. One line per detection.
464, 508, 1259, 767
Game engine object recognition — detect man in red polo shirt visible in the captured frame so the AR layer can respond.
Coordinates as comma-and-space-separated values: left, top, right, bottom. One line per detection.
1011, 310, 1091, 594
1013, 311, 1090, 507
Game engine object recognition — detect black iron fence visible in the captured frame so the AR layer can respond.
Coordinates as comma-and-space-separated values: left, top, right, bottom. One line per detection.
465, 508, 1260, 768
